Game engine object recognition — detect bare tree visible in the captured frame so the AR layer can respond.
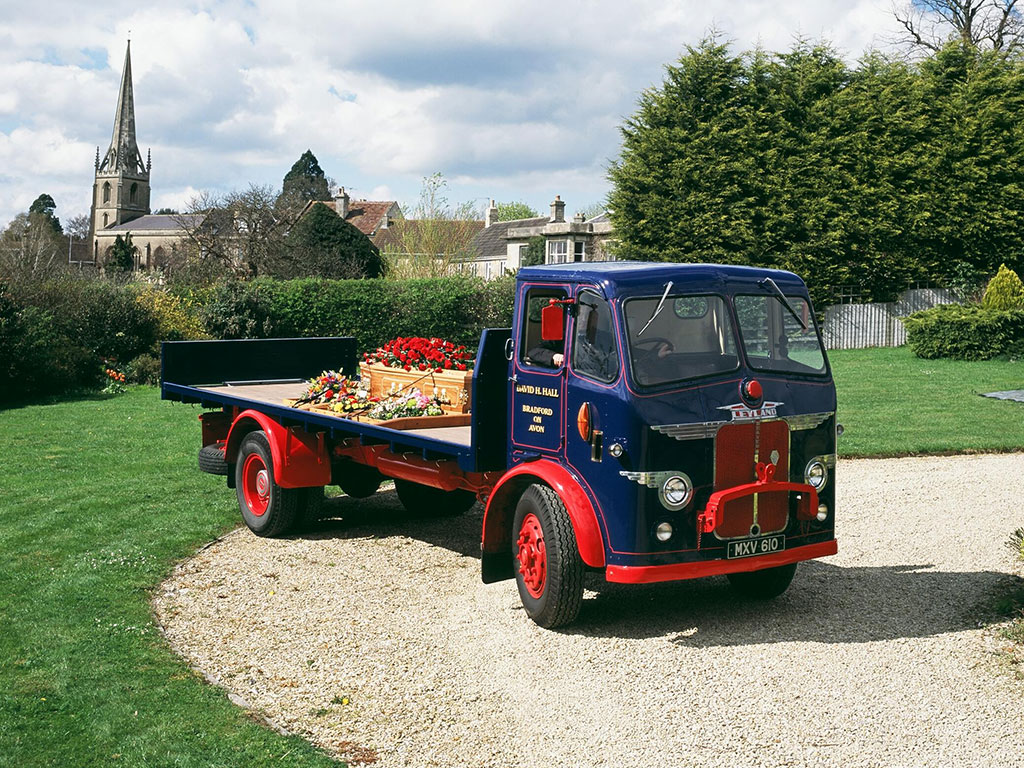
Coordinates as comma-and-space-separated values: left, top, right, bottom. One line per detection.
381, 173, 482, 279
893, 0, 1023, 53
0, 212, 69, 281
174, 184, 284, 278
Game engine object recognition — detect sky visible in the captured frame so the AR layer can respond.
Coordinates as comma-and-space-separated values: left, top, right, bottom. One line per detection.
0, 0, 899, 229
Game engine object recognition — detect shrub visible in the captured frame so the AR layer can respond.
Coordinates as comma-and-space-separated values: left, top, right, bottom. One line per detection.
198, 280, 278, 339
903, 303, 1024, 360
18, 278, 159, 363
134, 287, 208, 342
127, 353, 162, 385
0, 283, 99, 403
982, 264, 1024, 311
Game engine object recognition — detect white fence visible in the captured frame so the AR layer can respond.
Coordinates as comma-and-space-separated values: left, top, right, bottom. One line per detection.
820, 287, 958, 350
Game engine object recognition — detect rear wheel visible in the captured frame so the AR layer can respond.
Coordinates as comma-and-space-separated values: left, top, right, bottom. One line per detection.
394, 479, 477, 516
513, 485, 584, 628
235, 431, 300, 537
727, 563, 797, 599
336, 461, 383, 499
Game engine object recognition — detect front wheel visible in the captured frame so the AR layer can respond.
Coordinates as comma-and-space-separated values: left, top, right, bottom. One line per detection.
513, 485, 584, 628
235, 431, 300, 537
726, 563, 797, 599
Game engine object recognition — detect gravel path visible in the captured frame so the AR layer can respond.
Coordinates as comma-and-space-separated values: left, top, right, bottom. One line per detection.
153, 454, 1024, 767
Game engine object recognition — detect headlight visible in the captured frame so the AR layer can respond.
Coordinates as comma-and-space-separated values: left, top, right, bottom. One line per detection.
660, 474, 693, 509
804, 459, 828, 490
655, 522, 674, 541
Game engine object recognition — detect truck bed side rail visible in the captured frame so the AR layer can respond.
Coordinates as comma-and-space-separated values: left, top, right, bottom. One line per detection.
161, 337, 357, 388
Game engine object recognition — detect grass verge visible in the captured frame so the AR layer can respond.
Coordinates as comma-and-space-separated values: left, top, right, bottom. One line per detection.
830, 346, 1024, 457
0, 388, 340, 768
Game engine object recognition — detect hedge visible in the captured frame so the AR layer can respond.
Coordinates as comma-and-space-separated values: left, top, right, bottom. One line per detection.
1, 275, 516, 405
902, 303, 1024, 360
199, 275, 515, 352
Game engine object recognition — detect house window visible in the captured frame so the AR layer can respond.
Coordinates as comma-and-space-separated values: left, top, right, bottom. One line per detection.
485, 261, 493, 280
573, 241, 585, 262
102, 182, 111, 203
547, 240, 568, 264
519, 244, 529, 264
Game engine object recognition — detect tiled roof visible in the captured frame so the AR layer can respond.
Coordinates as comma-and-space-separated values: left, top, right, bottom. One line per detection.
312, 199, 398, 235
105, 214, 202, 231
471, 216, 548, 260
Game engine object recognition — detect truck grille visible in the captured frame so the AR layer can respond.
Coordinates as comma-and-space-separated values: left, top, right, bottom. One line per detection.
713, 421, 790, 539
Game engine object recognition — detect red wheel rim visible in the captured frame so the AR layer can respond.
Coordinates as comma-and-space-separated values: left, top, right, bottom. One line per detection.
242, 453, 270, 517
516, 512, 547, 599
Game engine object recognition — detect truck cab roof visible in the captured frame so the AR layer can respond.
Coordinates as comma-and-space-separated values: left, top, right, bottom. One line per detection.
517, 261, 809, 296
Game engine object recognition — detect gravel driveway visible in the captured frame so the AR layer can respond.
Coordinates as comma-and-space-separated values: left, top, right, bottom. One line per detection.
154, 454, 1024, 767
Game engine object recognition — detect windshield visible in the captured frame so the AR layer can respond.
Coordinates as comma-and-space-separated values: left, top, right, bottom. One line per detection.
623, 295, 739, 386
734, 293, 826, 374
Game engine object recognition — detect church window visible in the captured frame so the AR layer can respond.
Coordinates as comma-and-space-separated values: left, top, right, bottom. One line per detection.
102, 182, 111, 203
103, 213, 108, 227
130, 183, 138, 204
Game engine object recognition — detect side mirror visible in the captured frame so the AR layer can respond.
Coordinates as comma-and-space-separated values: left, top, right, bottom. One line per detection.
541, 303, 564, 342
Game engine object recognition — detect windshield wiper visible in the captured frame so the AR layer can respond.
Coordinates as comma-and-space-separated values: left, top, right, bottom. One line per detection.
759, 277, 807, 331
638, 281, 672, 336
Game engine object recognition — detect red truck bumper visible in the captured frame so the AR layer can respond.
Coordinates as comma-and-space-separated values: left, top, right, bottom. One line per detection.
604, 539, 838, 585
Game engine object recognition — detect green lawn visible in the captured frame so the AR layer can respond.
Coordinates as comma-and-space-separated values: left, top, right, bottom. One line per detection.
0, 388, 339, 768
1, 346, 1020, 766
831, 346, 1024, 457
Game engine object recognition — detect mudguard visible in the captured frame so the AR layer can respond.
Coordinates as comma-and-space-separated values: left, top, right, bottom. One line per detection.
224, 409, 330, 488
481, 460, 605, 582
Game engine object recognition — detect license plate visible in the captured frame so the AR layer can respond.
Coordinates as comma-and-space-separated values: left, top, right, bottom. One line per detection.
726, 534, 785, 559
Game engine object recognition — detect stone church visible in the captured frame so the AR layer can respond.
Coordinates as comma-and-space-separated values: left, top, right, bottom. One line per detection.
89, 42, 193, 270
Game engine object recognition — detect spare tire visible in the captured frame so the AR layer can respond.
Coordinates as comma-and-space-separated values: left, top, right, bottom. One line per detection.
198, 443, 229, 476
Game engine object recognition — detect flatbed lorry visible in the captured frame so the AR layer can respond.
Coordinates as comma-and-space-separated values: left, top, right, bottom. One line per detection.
162, 262, 839, 628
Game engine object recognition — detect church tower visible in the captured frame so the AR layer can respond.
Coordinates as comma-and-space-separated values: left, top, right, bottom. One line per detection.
90, 41, 150, 252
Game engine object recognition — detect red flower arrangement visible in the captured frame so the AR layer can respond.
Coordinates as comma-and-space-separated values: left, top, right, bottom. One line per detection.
362, 337, 474, 373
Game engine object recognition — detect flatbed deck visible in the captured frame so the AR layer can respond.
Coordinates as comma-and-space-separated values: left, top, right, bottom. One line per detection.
161, 333, 511, 473
193, 382, 473, 447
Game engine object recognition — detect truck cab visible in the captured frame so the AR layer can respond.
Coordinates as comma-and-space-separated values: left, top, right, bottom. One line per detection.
481, 262, 837, 626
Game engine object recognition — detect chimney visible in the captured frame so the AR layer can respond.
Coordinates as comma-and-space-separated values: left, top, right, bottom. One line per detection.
485, 198, 498, 228
550, 195, 565, 223
573, 211, 585, 224
334, 186, 350, 218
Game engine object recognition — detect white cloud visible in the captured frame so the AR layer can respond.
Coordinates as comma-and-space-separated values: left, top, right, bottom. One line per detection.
0, 0, 899, 228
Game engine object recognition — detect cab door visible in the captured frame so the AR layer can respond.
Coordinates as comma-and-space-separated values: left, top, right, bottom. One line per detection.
509, 282, 569, 458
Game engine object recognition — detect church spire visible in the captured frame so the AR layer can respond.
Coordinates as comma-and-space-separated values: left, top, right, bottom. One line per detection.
99, 41, 146, 176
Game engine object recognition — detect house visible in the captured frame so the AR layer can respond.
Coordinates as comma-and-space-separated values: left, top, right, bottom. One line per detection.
469, 196, 615, 279
298, 188, 402, 243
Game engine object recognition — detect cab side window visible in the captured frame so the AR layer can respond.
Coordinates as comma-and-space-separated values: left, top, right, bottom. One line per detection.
520, 286, 567, 368
571, 292, 619, 382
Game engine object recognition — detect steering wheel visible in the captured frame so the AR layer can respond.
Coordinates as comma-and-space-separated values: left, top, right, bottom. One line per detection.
633, 336, 674, 356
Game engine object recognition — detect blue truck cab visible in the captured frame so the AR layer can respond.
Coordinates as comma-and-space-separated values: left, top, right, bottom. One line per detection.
484, 262, 837, 625
164, 261, 837, 629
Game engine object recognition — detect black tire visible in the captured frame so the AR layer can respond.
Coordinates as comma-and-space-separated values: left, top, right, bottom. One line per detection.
727, 562, 797, 599
299, 486, 326, 526
198, 443, 229, 475
512, 484, 584, 628
336, 461, 383, 499
394, 478, 477, 516
235, 431, 300, 537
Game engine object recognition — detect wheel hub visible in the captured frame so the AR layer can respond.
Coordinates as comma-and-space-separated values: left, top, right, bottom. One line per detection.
516, 513, 547, 598
242, 453, 270, 517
